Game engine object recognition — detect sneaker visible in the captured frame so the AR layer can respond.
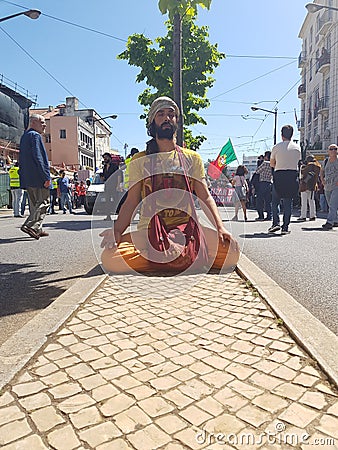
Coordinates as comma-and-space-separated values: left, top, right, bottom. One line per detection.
281, 229, 291, 235
296, 218, 306, 222
322, 222, 333, 230
268, 225, 281, 233
255, 217, 265, 222
231, 216, 238, 221
333, 222, 338, 227
264, 217, 272, 221
63, 211, 66, 214
38, 231, 49, 237
309, 217, 316, 221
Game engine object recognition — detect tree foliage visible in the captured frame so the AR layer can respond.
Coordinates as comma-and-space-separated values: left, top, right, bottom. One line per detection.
158, 0, 212, 20
117, 15, 225, 150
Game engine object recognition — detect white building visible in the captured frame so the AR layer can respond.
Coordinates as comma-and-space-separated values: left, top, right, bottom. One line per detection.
298, 0, 338, 161
242, 154, 262, 179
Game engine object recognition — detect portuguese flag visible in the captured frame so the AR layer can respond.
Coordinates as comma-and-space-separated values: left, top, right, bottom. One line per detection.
207, 139, 237, 179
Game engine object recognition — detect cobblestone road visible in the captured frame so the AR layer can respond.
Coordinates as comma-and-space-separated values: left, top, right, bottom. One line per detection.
0, 272, 337, 449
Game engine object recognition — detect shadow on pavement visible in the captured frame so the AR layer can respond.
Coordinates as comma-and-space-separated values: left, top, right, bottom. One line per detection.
239, 232, 283, 239
301, 227, 335, 232
46, 218, 107, 232
0, 263, 64, 317
0, 263, 104, 318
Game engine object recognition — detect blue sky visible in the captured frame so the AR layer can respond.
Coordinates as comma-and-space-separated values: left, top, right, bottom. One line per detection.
1, 0, 308, 164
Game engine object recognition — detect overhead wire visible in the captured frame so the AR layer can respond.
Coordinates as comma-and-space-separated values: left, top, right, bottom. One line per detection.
2, 0, 303, 153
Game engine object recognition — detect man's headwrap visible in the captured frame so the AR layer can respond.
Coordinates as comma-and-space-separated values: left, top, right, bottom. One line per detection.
147, 96, 180, 126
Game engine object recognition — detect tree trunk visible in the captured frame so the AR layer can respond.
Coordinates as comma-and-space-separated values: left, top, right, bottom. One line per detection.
173, 13, 184, 146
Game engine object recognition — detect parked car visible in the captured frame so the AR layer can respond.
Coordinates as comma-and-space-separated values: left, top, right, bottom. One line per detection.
84, 170, 113, 215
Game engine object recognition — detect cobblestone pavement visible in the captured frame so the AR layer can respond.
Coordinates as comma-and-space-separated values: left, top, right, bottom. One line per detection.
0, 271, 337, 449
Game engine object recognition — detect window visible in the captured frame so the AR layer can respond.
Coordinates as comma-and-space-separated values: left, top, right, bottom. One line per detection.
60, 129, 66, 139
45, 134, 51, 143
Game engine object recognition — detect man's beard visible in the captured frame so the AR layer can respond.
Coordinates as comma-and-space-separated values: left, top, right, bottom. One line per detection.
155, 122, 177, 140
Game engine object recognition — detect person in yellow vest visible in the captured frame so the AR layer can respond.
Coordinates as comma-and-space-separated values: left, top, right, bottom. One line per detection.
8, 162, 23, 217
124, 148, 139, 190
49, 176, 59, 214
116, 147, 139, 214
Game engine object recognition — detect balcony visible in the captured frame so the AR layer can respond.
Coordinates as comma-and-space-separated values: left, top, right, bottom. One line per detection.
318, 96, 329, 116
298, 83, 306, 99
298, 51, 307, 68
317, 49, 330, 74
318, 10, 333, 35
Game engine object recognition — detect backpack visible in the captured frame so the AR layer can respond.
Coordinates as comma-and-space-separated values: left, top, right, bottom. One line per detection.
303, 170, 316, 191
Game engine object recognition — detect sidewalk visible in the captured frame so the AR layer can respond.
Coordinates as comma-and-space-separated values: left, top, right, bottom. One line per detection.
0, 260, 337, 449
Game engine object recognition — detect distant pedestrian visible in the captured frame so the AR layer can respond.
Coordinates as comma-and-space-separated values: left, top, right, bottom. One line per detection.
297, 154, 321, 222
268, 125, 301, 235
321, 144, 338, 230
101, 153, 118, 221
231, 165, 248, 221
20, 190, 29, 216
254, 151, 273, 221
76, 180, 86, 208
19, 114, 51, 239
8, 161, 23, 217
57, 170, 73, 214
117, 147, 139, 213
49, 175, 59, 214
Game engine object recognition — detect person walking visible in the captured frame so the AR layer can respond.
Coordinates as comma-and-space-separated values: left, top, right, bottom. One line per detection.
19, 114, 51, 239
268, 125, 301, 235
57, 170, 73, 214
8, 161, 23, 217
101, 152, 119, 221
321, 144, 338, 230
254, 151, 273, 221
297, 154, 321, 222
231, 165, 248, 222
100, 96, 239, 274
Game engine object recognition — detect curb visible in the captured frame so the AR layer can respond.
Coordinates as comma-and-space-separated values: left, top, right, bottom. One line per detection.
237, 253, 338, 388
0, 271, 107, 392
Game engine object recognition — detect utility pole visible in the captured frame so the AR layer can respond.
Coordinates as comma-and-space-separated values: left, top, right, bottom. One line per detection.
173, 13, 184, 146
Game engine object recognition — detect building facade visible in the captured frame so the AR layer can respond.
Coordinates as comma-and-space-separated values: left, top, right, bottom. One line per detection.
298, 0, 338, 161
0, 77, 34, 167
32, 97, 114, 172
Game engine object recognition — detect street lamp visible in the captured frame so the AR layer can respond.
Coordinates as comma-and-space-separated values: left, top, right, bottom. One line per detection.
0, 9, 41, 23
251, 106, 278, 145
305, 3, 338, 13
91, 115, 118, 171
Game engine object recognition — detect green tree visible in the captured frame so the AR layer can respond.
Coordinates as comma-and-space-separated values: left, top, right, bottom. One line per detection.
158, 0, 212, 145
117, 11, 224, 150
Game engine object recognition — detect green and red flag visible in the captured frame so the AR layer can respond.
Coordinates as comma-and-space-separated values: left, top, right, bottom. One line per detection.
207, 139, 237, 179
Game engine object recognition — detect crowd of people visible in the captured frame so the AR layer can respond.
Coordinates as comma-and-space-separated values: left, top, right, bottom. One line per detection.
224, 125, 338, 234
9, 163, 90, 218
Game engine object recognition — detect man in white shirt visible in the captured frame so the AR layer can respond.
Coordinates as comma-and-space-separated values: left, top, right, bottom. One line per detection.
268, 125, 301, 235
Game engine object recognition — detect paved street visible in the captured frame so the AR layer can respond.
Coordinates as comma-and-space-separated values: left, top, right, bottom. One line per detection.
218, 207, 338, 335
0, 272, 337, 449
0, 208, 105, 345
